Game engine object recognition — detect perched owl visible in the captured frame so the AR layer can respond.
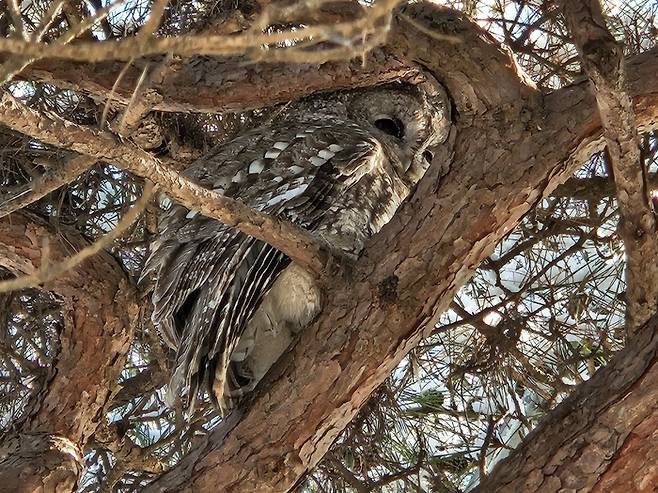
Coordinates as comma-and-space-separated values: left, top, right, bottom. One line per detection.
142, 83, 450, 413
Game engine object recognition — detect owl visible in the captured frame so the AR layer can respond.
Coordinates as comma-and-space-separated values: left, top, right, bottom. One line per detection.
142, 83, 450, 413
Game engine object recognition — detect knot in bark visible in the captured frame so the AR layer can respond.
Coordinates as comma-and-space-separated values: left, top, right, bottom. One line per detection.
378, 275, 399, 304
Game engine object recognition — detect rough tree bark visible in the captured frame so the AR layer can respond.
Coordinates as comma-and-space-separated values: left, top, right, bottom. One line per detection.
16, 52, 418, 113
1, 2, 657, 492
0, 213, 138, 493
140, 5, 658, 493
473, 312, 658, 493
560, 0, 658, 334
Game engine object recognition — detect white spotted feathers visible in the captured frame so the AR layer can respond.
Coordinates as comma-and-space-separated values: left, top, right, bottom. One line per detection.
142, 85, 450, 413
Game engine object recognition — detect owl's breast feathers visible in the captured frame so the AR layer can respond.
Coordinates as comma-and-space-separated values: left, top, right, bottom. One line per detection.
142, 117, 414, 412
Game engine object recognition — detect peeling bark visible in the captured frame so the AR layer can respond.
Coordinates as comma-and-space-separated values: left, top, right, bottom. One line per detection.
0, 214, 138, 492
143, 4, 658, 493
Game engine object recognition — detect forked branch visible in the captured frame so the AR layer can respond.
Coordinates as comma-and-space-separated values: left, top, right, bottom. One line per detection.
560, 0, 658, 333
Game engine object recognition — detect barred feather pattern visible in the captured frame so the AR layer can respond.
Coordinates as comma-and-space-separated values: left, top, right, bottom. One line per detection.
142, 85, 450, 412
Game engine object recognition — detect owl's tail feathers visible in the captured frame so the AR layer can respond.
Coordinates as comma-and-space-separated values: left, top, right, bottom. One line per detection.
163, 369, 205, 413
210, 359, 237, 416
164, 336, 237, 416
166, 356, 207, 413
155, 317, 179, 352
165, 351, 190, 409
163, 379, 180, 410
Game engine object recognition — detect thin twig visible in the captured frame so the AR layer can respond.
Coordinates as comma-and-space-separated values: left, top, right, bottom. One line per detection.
0, 0, 126, 84
0, 182, 153, 293
0, 92, 334, 277
137, 0, 169, 41
6, 0, 25, 40
0, 155, 96, 219
99, 58, 137, 130
0, 0, 399, 63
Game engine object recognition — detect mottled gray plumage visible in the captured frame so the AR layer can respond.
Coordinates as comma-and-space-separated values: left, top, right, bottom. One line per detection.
142, 84, 450, 413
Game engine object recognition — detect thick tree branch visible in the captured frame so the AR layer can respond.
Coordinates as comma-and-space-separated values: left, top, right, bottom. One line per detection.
0, 93, 334, 277
18, 52, 419, 113
142, 4, 658, 492
1, 3, 657, 491
560, 0, 658, 333
474, 312, 658, 492
13, 25, 657, 118
389, 3, 537, 111
0, 213, 138, 492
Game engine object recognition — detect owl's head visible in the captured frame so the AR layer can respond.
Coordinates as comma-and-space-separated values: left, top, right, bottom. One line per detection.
292, 82, 451, 186
344, 82, 452, 185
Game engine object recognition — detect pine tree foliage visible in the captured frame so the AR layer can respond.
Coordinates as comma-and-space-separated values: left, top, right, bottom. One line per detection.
0, 0, 656, 492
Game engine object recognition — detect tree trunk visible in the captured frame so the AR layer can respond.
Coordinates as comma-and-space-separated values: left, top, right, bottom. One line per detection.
0, 433, 82, 493
143, 6, 658, 492
0, 4, 657, 492
0, 214, 138, 492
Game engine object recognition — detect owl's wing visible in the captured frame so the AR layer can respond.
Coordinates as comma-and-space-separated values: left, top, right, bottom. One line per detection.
143, 118, 382, 409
